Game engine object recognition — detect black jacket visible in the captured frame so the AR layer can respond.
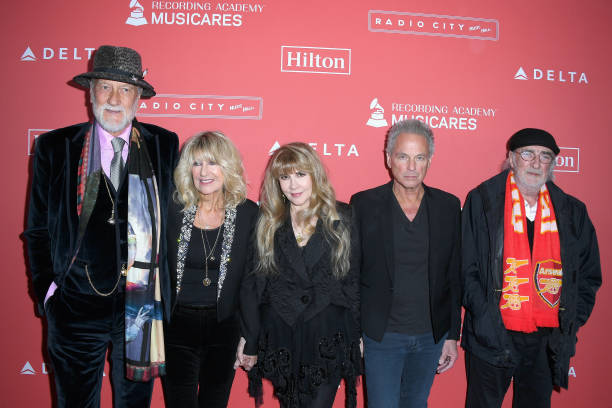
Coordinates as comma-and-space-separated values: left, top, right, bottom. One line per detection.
166, 198, 258, 321
241, 203, 360, 355
350, 182, 462, 343
25, 121, 179, 318
461, 170, 601, 388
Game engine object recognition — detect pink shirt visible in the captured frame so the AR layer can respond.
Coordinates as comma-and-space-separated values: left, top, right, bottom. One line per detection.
97, 121, 131, 178
44, 122, 132, 306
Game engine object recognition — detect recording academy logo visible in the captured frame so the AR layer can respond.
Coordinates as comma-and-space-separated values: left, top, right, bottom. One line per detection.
137, 94, 263, 119
126, 0, 148, 26
19, 46, 95, 62
366, 98, 389, 128
369, 11, 499, 41
20, 362, 35, 375
281, 46, 351, 75
514, 66, 588, 84
367, 98, 497, 131
125, 1, 265, 28
554, 147, 579, 173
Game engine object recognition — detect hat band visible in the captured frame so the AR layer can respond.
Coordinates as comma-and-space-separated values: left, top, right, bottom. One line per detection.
93, 67, 143, 81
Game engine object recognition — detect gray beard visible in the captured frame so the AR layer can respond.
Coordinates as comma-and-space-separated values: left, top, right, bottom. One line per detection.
91, 100, 138, 134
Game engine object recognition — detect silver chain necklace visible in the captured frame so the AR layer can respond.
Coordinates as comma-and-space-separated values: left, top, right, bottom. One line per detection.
199, 226, 221, 287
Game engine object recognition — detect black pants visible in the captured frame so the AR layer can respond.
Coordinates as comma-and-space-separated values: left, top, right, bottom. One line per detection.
163, 305, 240, 408
465, 328, 553, 408
46, 286, 153, 408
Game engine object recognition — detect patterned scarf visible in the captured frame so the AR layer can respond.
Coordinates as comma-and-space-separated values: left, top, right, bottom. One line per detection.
76, 123, 165, 381
500, 171, 562, 333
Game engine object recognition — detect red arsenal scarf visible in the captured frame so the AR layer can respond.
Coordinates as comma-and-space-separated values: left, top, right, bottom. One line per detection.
500, 172, 562, 332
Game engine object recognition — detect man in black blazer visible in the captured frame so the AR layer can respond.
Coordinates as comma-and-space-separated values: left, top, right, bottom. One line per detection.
24, 45, 178, 407
350, 119, 461, 407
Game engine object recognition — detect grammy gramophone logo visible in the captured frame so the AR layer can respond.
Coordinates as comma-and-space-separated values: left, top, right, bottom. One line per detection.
366, 98, 389, 128
126, 0, 148, 26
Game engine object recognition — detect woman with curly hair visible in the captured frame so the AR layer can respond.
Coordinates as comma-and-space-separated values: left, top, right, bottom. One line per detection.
163, 131, 258, 407
239, 142, 362, 408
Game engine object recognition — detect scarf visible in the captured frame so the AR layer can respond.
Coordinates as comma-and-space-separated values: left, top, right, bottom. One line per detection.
76, 123, 165, 381
500, 171, 562, 332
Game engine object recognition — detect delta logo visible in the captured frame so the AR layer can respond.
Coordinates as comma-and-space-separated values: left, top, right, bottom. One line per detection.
20, 361, 50, 375
281, 46, 351, 75
269, 141, 358, 157
20, 46, 95, 62
514, 66, 588, 84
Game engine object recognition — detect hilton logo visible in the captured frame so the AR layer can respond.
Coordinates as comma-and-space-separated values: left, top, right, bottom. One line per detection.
554, 147, 579, 173
281, 46, 351, 75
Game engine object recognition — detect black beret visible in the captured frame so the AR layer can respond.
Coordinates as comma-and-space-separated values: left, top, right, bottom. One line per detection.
507, 128, 560, 155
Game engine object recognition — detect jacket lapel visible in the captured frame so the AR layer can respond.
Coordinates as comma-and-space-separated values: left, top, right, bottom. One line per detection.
423, 185, 436, 289
277, 217, 310, 283
69, 124, 95, 246
483, 171, 508, 291
135, 121, 161, 182
302, 219, 325, 271
381, 182, 396, 284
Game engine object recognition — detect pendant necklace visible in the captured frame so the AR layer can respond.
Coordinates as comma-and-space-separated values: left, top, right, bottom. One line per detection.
199, 225, 221, 287
103, 177, 116, 225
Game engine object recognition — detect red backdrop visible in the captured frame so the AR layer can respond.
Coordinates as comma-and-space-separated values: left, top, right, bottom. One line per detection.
2, 0, 611, 406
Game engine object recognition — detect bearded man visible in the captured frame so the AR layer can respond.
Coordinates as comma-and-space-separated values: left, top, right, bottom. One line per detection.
461, 128, 601, 407
25, 45, 178, 407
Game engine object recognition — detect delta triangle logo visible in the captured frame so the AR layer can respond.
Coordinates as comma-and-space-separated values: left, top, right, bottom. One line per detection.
514, 67, 528, 80
21, 46, 36, 62
20, 361, 35, 375
269, 141, 281, 155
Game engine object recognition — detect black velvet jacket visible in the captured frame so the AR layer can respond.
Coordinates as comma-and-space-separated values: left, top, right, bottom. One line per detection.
241, 203, 361, 355
350, 181, 462, 343
24, 121, 179, 317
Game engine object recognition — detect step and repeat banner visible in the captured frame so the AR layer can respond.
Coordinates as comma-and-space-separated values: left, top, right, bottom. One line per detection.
2, 0, 611, 406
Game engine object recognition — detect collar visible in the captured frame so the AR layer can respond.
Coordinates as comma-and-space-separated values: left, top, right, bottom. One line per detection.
96, 121, 132, 150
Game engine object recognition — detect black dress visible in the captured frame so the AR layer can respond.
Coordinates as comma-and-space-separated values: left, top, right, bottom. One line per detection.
242, 204, 362, 408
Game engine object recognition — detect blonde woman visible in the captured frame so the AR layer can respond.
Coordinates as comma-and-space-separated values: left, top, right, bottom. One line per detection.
163, 131, 258, 407
239, 143, 362, 408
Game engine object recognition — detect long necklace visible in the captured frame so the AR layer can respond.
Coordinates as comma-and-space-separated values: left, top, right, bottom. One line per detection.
199, 226, 221, 287
103, 177, 116, 225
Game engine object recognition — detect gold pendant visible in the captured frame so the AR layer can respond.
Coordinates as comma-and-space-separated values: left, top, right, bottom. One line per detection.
203, 277, 211, 286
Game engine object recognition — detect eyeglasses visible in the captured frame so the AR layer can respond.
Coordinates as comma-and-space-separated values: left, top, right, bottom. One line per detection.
516, 149, 555, 164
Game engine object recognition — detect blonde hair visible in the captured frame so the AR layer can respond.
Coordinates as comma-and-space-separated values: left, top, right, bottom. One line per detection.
173, 131, 247, 209
256, 142, 350, 278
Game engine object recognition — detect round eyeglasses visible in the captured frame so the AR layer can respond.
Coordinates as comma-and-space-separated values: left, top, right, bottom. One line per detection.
517, 149, 555, 164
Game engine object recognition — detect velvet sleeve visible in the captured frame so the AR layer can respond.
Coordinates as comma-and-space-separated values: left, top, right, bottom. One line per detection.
24, 135, 55, 315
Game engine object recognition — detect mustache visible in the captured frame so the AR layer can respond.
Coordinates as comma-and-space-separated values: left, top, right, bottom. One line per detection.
99, 103, 127, 114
